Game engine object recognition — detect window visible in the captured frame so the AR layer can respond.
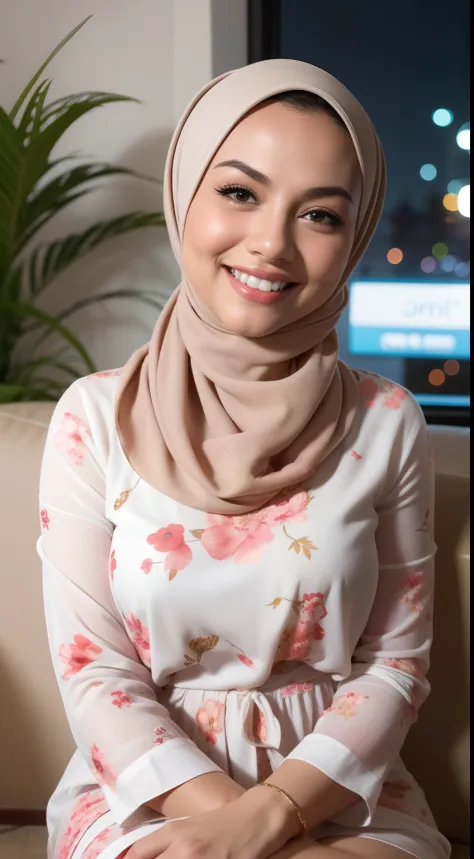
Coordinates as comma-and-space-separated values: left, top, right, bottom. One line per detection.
249, 0, 470, 425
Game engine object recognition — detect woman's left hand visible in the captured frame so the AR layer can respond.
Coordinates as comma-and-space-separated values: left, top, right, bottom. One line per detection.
126, 786, 301, 859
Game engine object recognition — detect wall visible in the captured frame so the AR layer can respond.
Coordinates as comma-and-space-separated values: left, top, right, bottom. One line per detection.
0, 0, 247, 372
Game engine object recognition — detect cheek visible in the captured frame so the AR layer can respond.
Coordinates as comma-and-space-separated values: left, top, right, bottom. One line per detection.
186, 201, 242, 262
304, 232, 354, 282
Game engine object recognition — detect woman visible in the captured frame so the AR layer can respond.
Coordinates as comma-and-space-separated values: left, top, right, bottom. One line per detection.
38, 59, 451, 859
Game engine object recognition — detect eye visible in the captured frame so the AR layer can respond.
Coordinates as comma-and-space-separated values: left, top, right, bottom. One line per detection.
303, 209, 344, 228
216, 183, 257, 205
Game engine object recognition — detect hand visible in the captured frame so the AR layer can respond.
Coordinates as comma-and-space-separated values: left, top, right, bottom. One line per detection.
126, 786, 301, 859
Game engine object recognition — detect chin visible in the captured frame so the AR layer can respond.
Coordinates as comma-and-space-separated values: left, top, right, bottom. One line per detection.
214, 304, 281, 338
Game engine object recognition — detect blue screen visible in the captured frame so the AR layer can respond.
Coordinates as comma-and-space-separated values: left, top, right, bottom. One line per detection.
347, 280, 470, 408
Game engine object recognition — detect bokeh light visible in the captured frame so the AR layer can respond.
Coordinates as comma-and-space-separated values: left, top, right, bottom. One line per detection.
428, 369, 446, 386
444, 359, 460, 376
441, 255, 457, 272
456, 122, 470, 151
455, 261, 470, 278
432, 109, 454, 127
443, 193, 458, 212
420, 164, 437, 181
387, 248, 403, 265
432, 242, 449, 259
447, 179, 465, 195
458, 185, 470, 218
421, 256, 437, 274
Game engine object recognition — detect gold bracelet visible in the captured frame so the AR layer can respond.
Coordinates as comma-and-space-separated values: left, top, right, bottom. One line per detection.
258, 781, 308, 834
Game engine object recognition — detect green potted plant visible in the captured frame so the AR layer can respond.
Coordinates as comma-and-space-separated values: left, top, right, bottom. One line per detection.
0, 16, 167, 403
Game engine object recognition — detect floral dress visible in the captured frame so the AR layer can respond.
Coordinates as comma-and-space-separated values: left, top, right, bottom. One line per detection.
37, 370, 451, 859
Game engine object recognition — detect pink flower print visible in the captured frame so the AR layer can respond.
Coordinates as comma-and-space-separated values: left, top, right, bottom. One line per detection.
141, 558, 153, 574
90, 744, 118, 788
59, 635, 102, 679
123, 612, 151, 666
87, 369, 121, 380
383, 385, 408, 409
237, 653, 254, 668
81, 826, 119, 859
196, 699, 224, 745
154, 726, 174, 745
40, 508, 50, 530
401, 572, 424, 613
201, 511, 274, 564
275, 593, 328, 661
263, 489, 310, 527
378, 779, 412, 815
351, 450, 363, 461
302, 592, 328, 640
109, 550, 117, 580
58, 792, 109, 859
111, 690, 132, 709
382, 658, 421, 677
54, 412, 90, 466
359, 376, 379, 408
280, 681, 314, 697
147, 524, 192, 574
147, 523, 185, 552
325, 692, 368, 719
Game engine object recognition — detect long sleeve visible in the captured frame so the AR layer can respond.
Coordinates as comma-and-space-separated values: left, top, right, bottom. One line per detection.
287, 398, 435, 825
38, 382, 222, 827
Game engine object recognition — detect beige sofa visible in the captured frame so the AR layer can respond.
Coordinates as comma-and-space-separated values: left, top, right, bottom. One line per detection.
0, 402, 470, 857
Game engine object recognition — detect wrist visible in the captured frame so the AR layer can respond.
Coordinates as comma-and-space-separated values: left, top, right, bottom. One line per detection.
237, 783, 303, 847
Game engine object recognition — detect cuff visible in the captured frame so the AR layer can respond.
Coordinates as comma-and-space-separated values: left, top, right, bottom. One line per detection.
286, 734, 382, 826
103, 738, 223, 826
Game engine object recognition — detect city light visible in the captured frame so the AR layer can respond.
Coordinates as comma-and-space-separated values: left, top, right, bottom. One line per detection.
420, 163, 437, 181
420, 257, 437, 274
387, 248, 403, 265
441, 255, 457, 273
432, 242, 449, 259
443, 193, 458, 212
444, 360, 460, 376
458, 185, 470, 218
447, 179, 465, 195
455, 261, 470, 278
432, 108, 454, 127
456, 122, 470, 151
428, 369, 446, 386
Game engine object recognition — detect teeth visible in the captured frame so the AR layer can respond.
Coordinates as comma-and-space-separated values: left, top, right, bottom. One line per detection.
230, 268, 288, 292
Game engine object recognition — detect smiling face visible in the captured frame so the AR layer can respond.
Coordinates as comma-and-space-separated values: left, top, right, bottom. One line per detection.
181, 100, 362, 338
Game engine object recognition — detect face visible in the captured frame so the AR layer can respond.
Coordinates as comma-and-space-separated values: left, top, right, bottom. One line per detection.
182, 101, 362, 337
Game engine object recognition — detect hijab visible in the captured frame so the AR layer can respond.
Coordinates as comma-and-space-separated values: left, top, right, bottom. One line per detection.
115, 59, 386, 514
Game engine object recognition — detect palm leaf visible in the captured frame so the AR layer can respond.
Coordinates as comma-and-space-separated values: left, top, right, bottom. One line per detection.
0, 107, 22, 278
17, 162, 160, 253
0, 301, 96, 373
17, 79, 52, 145
9, 16, 93, 121
30, 288, 167, 353
0, 383, 60, 403
17, 93, 140, 208
9, 356, 80, 385
24, 211, 165, 297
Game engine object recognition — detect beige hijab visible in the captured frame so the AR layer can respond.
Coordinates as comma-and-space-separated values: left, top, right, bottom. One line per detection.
115, 59, 386, 514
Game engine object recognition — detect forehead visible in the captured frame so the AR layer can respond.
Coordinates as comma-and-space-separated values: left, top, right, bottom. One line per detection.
209, 101, 361, 189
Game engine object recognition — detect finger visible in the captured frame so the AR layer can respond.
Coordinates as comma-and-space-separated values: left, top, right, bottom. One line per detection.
126, 826, 174, 859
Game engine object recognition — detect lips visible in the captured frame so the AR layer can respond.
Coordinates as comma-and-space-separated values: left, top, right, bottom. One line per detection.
223, 266, 299, 305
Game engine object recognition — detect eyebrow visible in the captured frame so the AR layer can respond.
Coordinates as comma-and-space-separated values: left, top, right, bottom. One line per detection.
213, 159, 354, 205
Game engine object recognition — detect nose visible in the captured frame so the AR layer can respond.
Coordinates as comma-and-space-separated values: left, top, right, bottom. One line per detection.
245, 207, 296, 264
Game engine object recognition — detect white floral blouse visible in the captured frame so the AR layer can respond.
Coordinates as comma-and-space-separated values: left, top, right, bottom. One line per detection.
37, 370, 451, 859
